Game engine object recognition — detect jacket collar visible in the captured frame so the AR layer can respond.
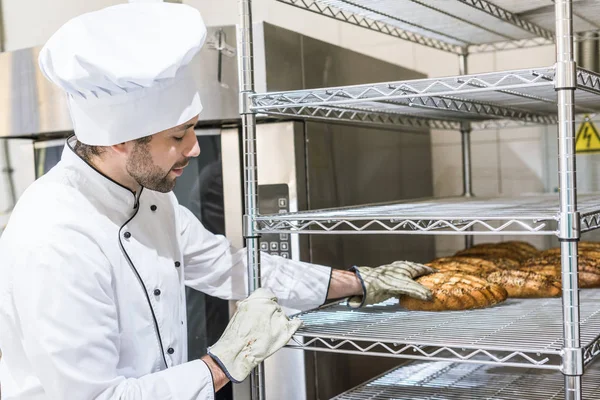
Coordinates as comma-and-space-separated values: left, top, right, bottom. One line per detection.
61, 135, 142, 211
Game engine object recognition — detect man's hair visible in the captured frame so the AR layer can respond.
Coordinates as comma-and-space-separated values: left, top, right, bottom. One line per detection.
74, 135, 152, 163
73, 141, 106, 163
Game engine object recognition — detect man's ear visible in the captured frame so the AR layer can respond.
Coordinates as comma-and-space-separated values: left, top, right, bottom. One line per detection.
111, 141, 132, 156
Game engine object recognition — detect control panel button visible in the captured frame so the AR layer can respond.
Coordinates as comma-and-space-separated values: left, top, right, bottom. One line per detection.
270, 242, 279, 251
270, 252, 279, 256
278, 198, 287, 208
281, 252, 290, 259
280, 242, 289, 251
280, 233, 289, 240
260, 242, 269, 251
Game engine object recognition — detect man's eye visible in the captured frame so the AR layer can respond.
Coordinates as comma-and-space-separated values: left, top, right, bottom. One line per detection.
173, 136, 184, 142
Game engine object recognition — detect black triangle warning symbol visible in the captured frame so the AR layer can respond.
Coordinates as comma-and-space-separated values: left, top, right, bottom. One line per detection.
576, 116, 600, 153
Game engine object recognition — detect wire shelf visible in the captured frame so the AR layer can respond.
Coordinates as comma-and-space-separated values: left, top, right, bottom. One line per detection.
255, 193, 600, 236
276, 0, 600, 54
287, 289, 600, 370
251, 66, 600, 130
331, 359, 600, 399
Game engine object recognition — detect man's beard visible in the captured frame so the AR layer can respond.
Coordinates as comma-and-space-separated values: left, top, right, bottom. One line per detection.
126, 141, 186, 193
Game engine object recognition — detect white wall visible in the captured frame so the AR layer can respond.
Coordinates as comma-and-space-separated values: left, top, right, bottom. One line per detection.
2, 0, 124, 51
0, 0, 566, 254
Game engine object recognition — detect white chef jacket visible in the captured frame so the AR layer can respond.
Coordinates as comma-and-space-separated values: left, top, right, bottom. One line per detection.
0, 137, 332, 400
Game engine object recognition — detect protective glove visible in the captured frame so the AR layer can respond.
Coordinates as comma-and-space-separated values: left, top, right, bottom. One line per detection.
207, 288, 302, 383
347, 261, 437, 308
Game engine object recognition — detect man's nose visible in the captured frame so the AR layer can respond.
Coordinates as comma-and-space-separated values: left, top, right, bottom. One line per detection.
185, 134, 201, 158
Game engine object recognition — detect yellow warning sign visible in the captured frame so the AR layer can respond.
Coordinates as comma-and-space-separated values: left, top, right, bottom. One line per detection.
576, 116, 600, 153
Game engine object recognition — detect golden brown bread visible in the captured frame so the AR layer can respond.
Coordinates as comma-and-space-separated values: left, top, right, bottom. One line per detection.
539, 247, 600, 259
455, 241, 538, 262
520, 254, 600, 288
581, 250, 600, 259
426, 264, 492, 279
538, 248, 560, 257
466, 256, 521, 270
501, 241, 539, 256
400, 272, 508, 311
427, 257, 500, 278
474, 241, 538, 255
458, 241, 537, 258
579, 241, 600, 251
454, 247, 526, 262
520, 264, 600, 288
428, 255, 520, 275
486, 270, 561, 298
521, 265, 561, 279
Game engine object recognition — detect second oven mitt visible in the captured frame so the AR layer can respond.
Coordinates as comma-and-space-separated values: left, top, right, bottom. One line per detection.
207, 288, 302, 383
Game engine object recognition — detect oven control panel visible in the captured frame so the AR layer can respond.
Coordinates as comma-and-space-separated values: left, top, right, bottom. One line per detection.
258, 184, 291, 259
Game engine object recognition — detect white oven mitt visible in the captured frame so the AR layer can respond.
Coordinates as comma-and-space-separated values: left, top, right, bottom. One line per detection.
207, 288, 302, 383
348, 261, 436, 308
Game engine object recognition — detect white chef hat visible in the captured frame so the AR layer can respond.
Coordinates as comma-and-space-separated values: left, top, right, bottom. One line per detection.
38, 3, 207, 146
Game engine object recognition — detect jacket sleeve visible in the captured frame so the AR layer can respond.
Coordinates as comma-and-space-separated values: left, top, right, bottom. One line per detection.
11, 228, 215, 400
178, 205, 332, 311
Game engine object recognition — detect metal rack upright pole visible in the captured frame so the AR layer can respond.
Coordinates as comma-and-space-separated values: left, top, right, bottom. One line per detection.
238, 1, 265, 399
459, 51, 474, 249
554, 1, 582, 399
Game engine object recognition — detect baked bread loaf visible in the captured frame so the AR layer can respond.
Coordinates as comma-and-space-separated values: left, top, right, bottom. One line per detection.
466, 256, 521, 270
539, 247, 600, 259
427, 257, 500, 278
521, 265, 561, 279
429, 256, 498, 269
538, 248, 560, 257
400, 272, 508, 311
476, 241, 539, 256
520, 254, 600, 288
486, 270, 561, 298
455, 241, 538, 262
579, 241, 600, 251
454, 247, 525, 262
501, 241, 539, 256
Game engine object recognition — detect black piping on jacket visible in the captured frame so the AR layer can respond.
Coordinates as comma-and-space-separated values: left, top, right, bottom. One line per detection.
118, 188, 170, 370
67, 137, 169, 369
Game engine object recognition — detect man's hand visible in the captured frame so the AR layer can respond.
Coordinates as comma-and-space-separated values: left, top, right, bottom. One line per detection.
347, 261, 437, 308
207, 288, 302, 383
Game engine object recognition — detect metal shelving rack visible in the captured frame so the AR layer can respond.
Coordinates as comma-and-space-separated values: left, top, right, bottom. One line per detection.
237, 1, 600, 399
331, 359, 600, 400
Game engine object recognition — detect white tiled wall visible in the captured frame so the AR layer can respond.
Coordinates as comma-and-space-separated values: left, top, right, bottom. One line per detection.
0, 0, 562, 255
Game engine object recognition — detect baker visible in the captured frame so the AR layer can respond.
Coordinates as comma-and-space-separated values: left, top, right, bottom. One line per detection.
0, 3, 434, 399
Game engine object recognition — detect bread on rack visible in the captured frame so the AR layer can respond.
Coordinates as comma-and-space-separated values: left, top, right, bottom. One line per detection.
454, 241, 538, 262
504, 241, 539, 255
539, 247, 600, 259
461, 256, 521, 270
399, 272, 508, 311
475, 241, 538, 256
538, 240, 600, 255
426, 257, 500, 278
454, 247, 525, 262
579, 241, 600, 251
520, 265, 561, 279
580, 250, 600, 260
520, 254, 600, 288
486, 270, 561, 298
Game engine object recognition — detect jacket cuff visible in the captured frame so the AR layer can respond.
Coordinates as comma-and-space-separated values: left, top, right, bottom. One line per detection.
200, 358, 217, 397
157, 359, 215, 400
347, 266, 367, 308
319, 267, 334, 306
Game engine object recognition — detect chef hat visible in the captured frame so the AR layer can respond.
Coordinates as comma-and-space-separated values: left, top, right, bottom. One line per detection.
38, 3, 207, 146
